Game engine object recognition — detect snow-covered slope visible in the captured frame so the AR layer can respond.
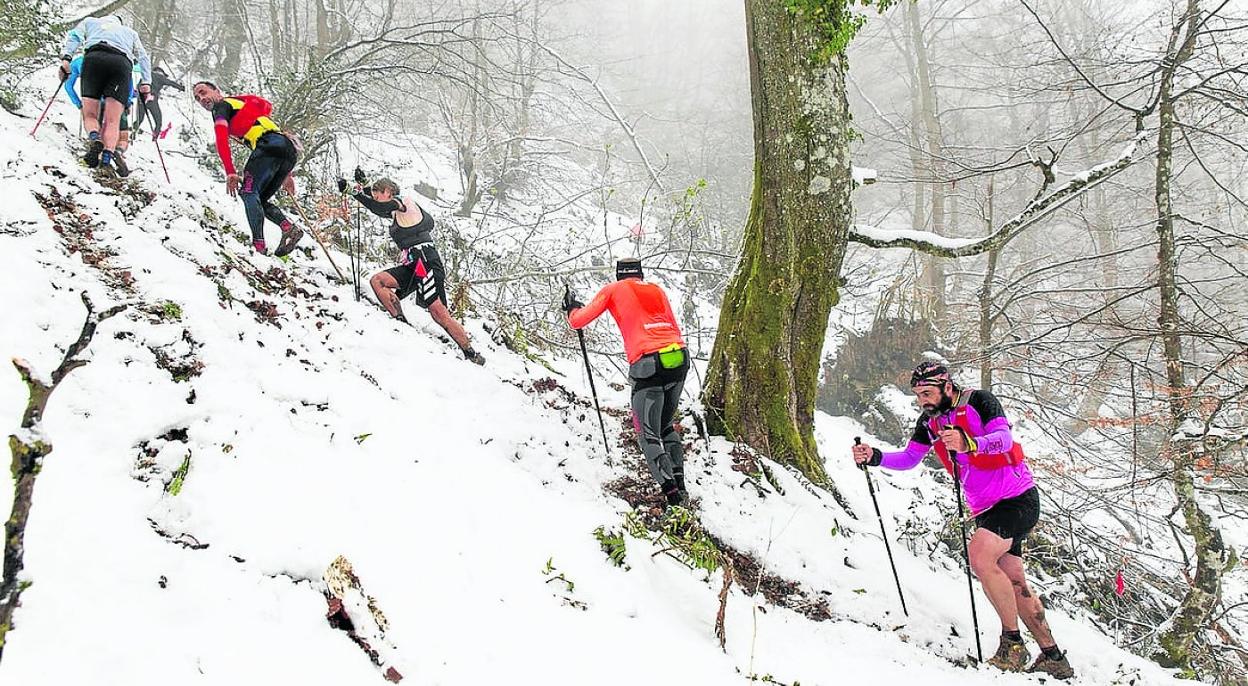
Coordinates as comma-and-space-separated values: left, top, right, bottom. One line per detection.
0, 83, 1186, 685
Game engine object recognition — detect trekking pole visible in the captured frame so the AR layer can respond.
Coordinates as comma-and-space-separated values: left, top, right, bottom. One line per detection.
353, 202, 363, 301
29, 86, 61, 137
153, 138, 172, 183
339, 194, 357, 299
290, 201, 348, 283
568, 286, 612, 466
855, 437, 908, 617
950, 456, 984, 663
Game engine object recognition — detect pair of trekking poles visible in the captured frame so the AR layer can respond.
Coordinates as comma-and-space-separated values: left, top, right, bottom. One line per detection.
857, 435, 983, 663
32, 84, 172, 183
340, 199, 364, 301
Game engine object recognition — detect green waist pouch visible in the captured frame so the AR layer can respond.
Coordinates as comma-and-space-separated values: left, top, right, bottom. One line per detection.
657, 344, 685, 369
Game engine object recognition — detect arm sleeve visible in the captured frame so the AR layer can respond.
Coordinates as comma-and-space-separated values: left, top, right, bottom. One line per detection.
64, 67, 82, 109
148, 100, 163, 135
134, 37, 152, 85
211, 102, 236, 175
351, 192, 401, 218
879, 442, 932, 471
60, 21, 86, 58
155, 73, 183, 93
968, 390, 1014, 454
878, 416, 934, 471
567, 284, 613, 329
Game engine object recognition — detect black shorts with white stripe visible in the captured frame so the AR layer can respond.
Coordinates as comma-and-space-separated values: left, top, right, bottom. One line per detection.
384, 243, 447, 309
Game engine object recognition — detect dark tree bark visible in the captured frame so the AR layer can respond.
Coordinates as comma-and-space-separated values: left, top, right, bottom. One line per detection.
703, 0, 856, 484
906, 0, 948, 318
1152, 0, 1229, 670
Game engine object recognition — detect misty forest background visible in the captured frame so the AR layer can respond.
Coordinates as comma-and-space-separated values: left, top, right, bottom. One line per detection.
2, 0, 1247, 682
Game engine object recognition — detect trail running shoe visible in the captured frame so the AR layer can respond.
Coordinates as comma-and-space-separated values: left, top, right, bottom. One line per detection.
112, 150, 131, 178
662, 481, 686, 508
987, 638, 1030, 672
274, 225, 304, 257
462, 347, 486, 366
1028, 651, 1075, 680
253, 239, 268, 255
83, 140, 104, 168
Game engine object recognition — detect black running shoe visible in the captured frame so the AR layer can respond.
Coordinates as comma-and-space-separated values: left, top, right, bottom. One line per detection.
274, 225, 304, 257
83, 140, 104, 168
662, 480, 685, 507
462, 348, 486, 366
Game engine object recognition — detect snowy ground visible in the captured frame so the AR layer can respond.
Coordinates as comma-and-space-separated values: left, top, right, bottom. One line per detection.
0, 77, 1189, 685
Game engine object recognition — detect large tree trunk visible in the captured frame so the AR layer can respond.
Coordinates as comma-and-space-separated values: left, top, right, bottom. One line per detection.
217, 0, 245, 84
1153, 0, 1229, 671
906, 0, 947, 318
978, 180, 997, 391
703, 0, 855, 484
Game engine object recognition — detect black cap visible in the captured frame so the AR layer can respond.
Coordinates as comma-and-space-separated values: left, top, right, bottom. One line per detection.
616, 258, 643, 281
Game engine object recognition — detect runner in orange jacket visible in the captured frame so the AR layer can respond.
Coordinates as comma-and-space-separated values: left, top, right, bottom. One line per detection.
565, 258, 689, 506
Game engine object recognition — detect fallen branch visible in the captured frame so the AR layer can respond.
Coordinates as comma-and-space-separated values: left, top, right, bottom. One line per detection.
716, 559, 734, 651
0, 293, 126, 660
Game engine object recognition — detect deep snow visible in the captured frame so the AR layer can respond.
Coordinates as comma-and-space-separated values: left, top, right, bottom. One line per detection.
0, 76, 1189, 685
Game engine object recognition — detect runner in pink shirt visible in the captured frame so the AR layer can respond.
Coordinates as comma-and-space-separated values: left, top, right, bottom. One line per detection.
852, 361, 1073, 679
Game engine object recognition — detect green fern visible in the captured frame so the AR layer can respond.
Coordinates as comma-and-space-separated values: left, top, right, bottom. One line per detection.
593, 526, 629, 569
660, 506, 722, 574
166, 454, 191, 496
541, 557, 575, 593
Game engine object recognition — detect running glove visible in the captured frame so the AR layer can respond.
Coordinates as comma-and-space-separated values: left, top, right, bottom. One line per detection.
354, 167, 367, 185
562, 290, 583, 314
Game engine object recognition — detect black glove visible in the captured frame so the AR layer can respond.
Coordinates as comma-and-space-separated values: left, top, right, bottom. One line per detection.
868, 447, 882, 467
337, 178, 348, 193
854, 436, 882, 468
562, 289, 583, 314
58, 61, 70, 82
354, 167, 367, 185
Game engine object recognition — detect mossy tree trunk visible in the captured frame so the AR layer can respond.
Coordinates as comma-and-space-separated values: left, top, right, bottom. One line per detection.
703, 0, 855, 484
1152, 0, 1229, 671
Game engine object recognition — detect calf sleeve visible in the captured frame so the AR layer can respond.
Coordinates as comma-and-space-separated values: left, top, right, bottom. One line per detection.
262, 201, 289, 228
240, 192, 266, 241
660, 378, 685, 472
632, 384, 676, 486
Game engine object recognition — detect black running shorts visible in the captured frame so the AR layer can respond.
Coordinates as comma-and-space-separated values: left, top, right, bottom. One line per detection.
80, 46, 133, 104
975, 486, 1040, 557
384, 244, 446, 308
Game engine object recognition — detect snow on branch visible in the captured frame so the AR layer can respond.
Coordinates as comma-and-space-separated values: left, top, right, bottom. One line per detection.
849, 131, 1150, 258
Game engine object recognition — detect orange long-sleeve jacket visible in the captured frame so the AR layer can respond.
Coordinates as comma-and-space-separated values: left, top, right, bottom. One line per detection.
567, 279, 685, 364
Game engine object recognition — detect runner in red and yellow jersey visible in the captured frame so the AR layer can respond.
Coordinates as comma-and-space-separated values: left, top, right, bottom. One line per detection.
192, 81, 303, 257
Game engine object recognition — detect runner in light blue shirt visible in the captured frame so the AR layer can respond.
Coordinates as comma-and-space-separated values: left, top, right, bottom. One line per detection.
57, 15, 151, 171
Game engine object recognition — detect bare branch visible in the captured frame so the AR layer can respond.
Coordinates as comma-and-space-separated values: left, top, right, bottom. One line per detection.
849, 131, 1150, 257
